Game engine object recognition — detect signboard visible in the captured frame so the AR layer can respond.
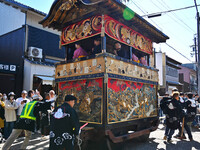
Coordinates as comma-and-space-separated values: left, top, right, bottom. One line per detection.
0, 63, 17, 73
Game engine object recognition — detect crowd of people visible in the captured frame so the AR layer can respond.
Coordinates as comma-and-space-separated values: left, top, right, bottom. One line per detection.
159, 89, 200, 142
0, 90, 80, 150
0, 90, 56, 142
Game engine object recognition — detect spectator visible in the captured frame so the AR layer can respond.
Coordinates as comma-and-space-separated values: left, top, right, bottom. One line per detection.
0, 93, 5, 138
4, 92, 18, 140
49, 90, 56, 101
2, 94, 7, 101
73, 42, 88, 59
40, 93, 51, 140
2, 95, 54, 150
27, 90, 34, 101
49, 90, 56, 110
33, 90, 43, 133
16, 90, 30, 119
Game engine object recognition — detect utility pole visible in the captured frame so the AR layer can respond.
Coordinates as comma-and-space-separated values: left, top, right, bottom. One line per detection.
194, 0, 200, 95
194, 37, 198, 92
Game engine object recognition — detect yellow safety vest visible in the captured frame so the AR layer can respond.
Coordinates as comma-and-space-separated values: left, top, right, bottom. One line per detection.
20, 101, 37, 120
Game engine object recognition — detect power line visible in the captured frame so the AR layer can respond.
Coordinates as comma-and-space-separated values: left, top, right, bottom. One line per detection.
157, 0, 196, 33
165, 43, 193, 62
129, 0, 163, 31
128, 0, 193, 62
142, 4, 200, 18
146, 0, 194, 47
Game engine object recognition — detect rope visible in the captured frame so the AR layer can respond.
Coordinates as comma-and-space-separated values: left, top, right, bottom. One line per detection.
76, 134, 82, 150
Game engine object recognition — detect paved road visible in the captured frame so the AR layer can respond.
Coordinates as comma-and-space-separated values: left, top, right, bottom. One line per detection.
0, 124, 199, 150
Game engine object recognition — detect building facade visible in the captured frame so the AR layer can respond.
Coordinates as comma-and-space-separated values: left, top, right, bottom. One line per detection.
179, 64, 197, 93
0, 0, 65, 96
155, 52, 182, 96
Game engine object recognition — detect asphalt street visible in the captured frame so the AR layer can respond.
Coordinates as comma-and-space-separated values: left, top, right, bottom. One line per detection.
0, 124, 199, 150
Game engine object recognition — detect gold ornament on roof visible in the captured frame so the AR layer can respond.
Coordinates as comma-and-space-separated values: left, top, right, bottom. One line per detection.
60, 0, 77, 11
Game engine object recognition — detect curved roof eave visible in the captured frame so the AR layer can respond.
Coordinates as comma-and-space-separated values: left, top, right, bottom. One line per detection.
40, 0, 169, 43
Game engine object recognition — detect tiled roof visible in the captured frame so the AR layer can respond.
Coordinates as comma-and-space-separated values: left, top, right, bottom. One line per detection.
25, 58, 55, 67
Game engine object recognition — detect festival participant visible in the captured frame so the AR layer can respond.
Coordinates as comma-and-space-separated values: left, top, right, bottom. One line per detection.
49, 95, 80, 150
91, 38, 101, 55
4, 92, 18, 140
113, 42, 129, 59
140, 56, 148, 66
2, 95, 54, 150
176, 93, 196, 141
162, 92, 182, 142
132, 53, 140, 63
73, 42, 88, 59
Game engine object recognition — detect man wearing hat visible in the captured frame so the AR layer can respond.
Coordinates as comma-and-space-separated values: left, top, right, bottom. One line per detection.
162, 92, 183, 142
2, 95, 55, 150
16, 90, 30, 119
49, 95, 80, 150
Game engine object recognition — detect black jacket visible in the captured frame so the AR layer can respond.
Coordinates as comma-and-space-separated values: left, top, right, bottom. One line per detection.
49, 103, 80, 150
165, 98, 183, 130
91, 44, 101, 55
185, 99, 197, 122
14, 101, 52, 132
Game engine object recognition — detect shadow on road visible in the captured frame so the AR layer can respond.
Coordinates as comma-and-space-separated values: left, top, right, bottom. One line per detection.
166, 140, 200, 150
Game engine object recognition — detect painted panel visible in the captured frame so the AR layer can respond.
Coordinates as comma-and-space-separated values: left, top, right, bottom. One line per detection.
61, 15, 152, 54
57, 78, 103, 124
61, 15, 102, 45
106, 57, 158, 82
108, 78, 157, 124
104, 15, 153, 54
56, 57, 105, 78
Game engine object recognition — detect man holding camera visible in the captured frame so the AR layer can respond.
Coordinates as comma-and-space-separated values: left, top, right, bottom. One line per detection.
16, 90, 30, 119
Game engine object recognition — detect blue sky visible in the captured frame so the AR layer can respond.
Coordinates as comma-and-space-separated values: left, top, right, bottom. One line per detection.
15, 0, 200, 64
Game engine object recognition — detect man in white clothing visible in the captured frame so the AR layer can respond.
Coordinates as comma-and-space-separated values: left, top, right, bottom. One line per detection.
16, 90, 30, 118
49, 90, 56, 110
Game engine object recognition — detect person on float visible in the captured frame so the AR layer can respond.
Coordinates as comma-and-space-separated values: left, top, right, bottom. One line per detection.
113, 42, 129, 59
91, 38, 101, 55
73, 42, 88, 59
